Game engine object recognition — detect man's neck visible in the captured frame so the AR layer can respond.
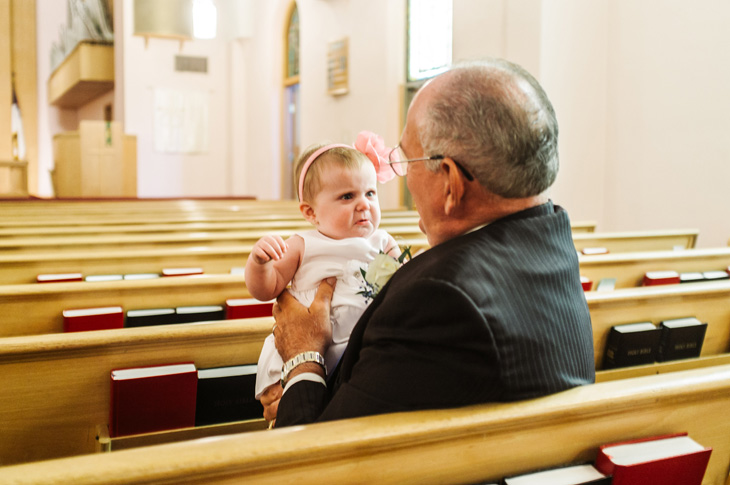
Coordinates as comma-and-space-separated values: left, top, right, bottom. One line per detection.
428, 193, 549, 246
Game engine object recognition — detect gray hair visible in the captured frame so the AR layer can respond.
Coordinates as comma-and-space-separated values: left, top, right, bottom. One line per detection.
417, 58, 559, 198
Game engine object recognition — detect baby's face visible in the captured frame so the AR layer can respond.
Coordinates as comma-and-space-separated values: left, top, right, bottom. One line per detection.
310, 163, 381, 240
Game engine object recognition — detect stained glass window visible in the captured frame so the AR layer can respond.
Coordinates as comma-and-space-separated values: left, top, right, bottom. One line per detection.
286, 4, 300, 79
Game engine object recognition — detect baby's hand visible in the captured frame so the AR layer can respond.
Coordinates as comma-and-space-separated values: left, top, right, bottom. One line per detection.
251, 235, 288, 265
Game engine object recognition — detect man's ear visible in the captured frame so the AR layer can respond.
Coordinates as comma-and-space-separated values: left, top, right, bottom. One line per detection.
442, 158, 466, 216
300, 202, 318, 225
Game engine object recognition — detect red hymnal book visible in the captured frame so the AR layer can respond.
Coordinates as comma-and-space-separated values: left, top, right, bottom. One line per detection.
642, 271, 680, 286
162, 267, 204, 277
594, 432, 711, 485
37, 273, 83, 283
62, 306, 124, 332
225, 298, 274, 319
580, 276, 593, 292
109, 362, 198, 437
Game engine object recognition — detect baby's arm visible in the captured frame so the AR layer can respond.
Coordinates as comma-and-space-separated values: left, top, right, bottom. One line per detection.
384, 233, 402, 259
244, 234, 304, 301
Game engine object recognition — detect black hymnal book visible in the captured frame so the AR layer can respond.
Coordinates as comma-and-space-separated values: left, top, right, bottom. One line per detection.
603, 322, 660, 369
502, 463, 610, 484
702, 270, 730, 281
174, 305, 226, 324
125, 308, 178, 327
679, 272, 705, 283
658, 317, 707, 361
195, 364, 263, 426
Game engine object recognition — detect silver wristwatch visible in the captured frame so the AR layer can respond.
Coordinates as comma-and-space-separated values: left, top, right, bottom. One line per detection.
280, 351, 327, 387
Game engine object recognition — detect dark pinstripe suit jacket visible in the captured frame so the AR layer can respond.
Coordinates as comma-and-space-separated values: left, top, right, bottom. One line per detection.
276, 201, 595, 427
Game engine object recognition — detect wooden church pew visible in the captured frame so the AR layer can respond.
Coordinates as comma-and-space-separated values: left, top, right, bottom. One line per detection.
0, 230, 697, 284
0, 215, 423, 238
572, 228, 698, 252
0, 224, 427, 254
0, 245, 255, 285
1, 364, 729, 484
0, 274, 250, 337
580, 247, 730, 290
0, 318, 271, 466
2, 280, 730, 466
587, 280, 730, 373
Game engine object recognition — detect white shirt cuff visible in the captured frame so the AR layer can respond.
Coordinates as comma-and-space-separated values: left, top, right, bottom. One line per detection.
282, 372, 326, 394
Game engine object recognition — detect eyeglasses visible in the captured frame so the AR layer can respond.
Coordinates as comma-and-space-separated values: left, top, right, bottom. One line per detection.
387, 145, 475, 182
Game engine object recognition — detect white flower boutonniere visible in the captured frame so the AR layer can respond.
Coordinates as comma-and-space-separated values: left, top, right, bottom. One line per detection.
358, 247, 411, 302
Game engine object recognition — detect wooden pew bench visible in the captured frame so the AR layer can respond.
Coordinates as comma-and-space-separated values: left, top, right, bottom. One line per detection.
580, 247, 730, 290
0, 245, 255, 285
0, 229, 697, 284
588, 280, 730, 378
0, 274, 250, 337
0, 319, 271, 466
1, 364, 729, 484
572, 228, 698, 253
2, 280, 730, 466
0, 214, 423, 238
0, 224, 427, 254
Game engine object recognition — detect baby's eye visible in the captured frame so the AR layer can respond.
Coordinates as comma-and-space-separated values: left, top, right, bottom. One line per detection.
341, 193, 353, 200
366, 190, 376, 197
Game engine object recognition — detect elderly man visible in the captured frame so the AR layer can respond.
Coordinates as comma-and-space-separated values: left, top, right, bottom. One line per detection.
266, 58, 595, 427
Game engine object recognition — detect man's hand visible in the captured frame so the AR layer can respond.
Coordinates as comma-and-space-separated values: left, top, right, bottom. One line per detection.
273, 278, 336, 362
260, 383, 283, 424
251, 235, 288, 265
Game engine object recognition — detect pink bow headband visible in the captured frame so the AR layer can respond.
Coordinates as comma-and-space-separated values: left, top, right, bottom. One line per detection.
298, 131, 397, 202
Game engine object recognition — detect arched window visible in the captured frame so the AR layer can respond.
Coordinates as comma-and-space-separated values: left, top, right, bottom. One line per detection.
282, 2, 300, 199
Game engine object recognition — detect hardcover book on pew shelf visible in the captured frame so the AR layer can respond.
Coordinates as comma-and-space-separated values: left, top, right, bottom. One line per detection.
702, 270, 730, 281
37, 272, 83, 283
225, 298, 274, 319
63, 306, 124, 332
84, 274, 124, 282
679, 272, 705, 283
109, 362, 198, 437
195, 364, 263, 426
581, 247, 609, 255
642, 271, 680, 286
123, 273, 161, 281
162, 267, 204, 277
603, 322, 660, 369
657, 317, 707, 362
175, 305, 226, 324
502, 463, 610, 485
594, 432, 711, 485
595, 278, 616, 292
125, 308, 178, 328
580, 276, 592, 292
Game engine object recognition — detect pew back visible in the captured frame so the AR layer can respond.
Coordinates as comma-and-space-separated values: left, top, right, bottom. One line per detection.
580, 247, 730, 289
0, 274, 249, 337
587, 280, 730, 370
573, 228, 698, 252
1, 364, 729, 484
0, 230, 699, 284
0, 319, 271, 465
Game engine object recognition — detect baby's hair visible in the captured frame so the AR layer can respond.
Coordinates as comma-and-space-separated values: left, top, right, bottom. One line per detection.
295, 144, 371, 203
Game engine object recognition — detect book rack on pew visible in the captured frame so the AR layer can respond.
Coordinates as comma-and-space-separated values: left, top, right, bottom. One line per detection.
95, 419, 267, 453
1, 364, 729, 484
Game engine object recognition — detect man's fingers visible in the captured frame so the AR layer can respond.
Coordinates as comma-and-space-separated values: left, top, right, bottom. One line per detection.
310, 277, 336, 313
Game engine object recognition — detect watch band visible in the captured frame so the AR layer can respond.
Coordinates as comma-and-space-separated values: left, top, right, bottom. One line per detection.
281, 351, 327, 387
